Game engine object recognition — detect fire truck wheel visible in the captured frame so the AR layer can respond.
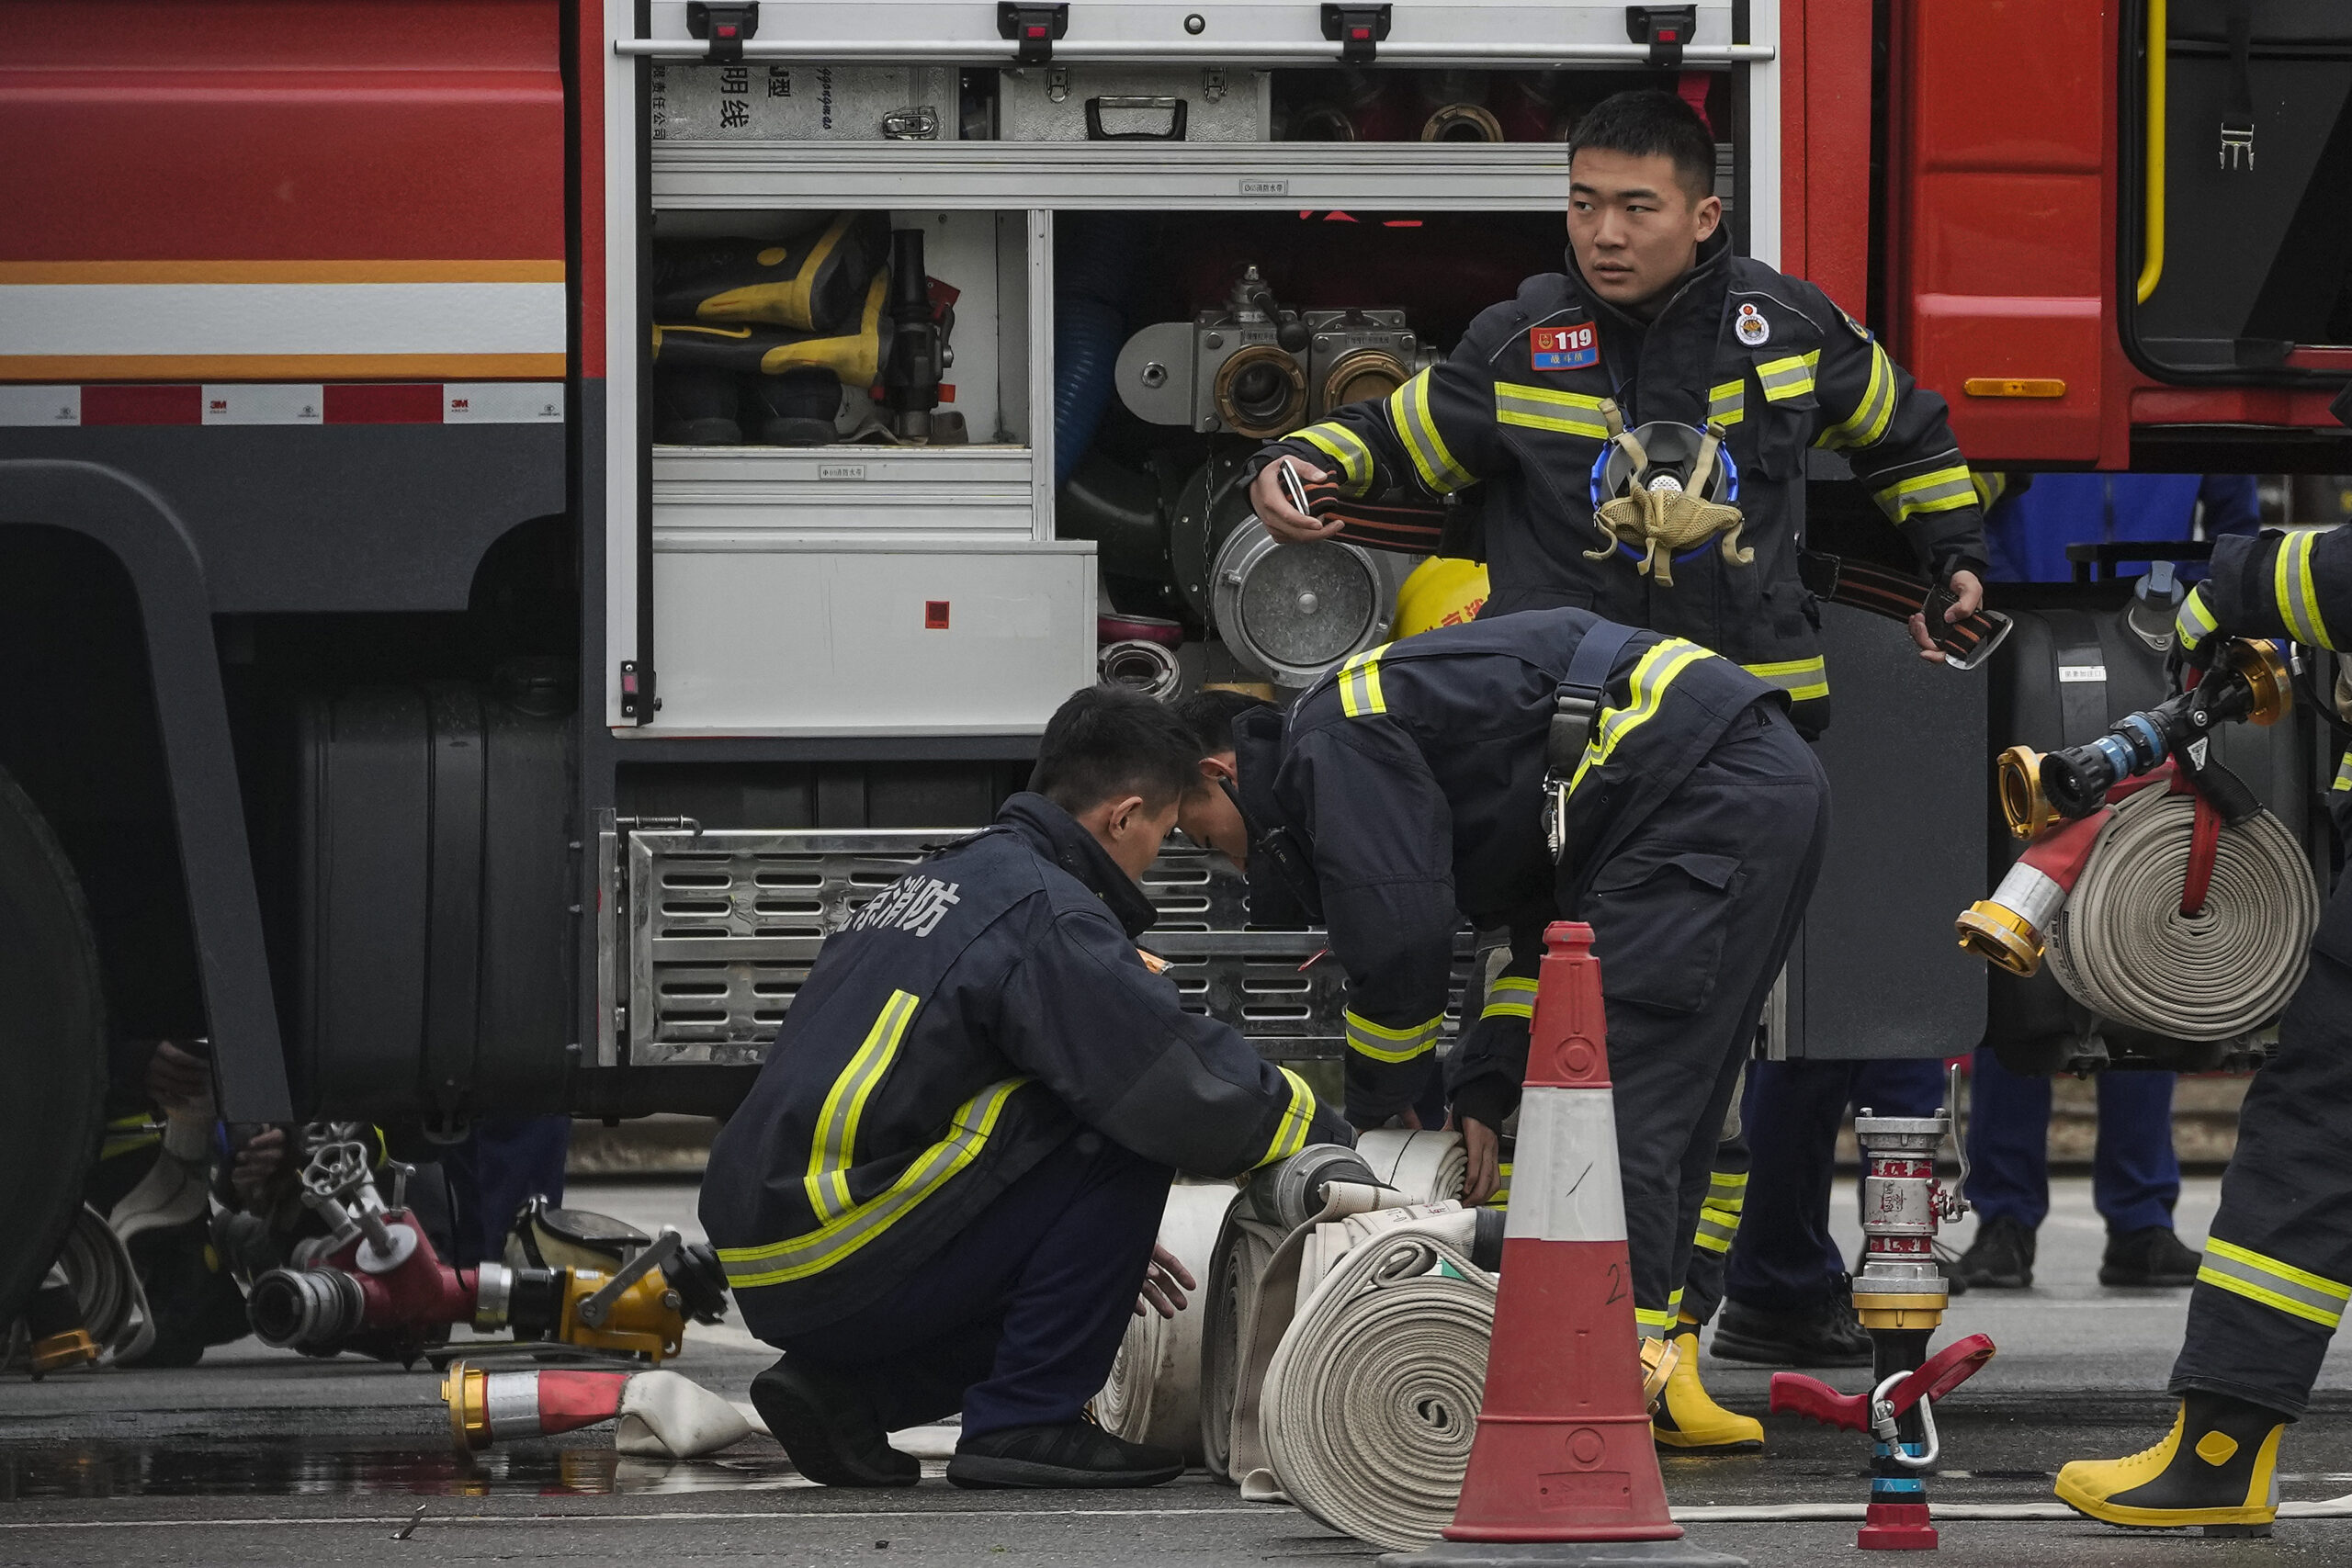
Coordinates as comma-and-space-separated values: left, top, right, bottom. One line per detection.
0, 763, 107, 1326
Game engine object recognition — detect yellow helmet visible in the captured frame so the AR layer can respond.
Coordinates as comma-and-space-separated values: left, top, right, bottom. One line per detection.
1392, 557, 1491, 639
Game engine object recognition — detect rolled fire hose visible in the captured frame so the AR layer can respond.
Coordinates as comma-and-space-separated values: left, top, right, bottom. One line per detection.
1202, 1145, 1402, 1483
1352, 1128, 1469, 1204
443, 1362, 754, 1459
1095, 1178, 1237, 1461
1262, 1212, 1495, 1552
2043, 787, 2315, 1041
52, 1203, 155, 1363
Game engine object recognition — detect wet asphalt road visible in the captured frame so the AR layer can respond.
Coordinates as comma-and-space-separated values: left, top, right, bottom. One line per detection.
8, 1177, 2352, 1567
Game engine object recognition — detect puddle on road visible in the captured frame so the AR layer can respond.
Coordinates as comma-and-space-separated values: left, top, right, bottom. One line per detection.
0, 1439, 844, 1502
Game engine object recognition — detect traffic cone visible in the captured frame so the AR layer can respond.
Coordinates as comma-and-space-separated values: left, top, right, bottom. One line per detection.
1384, 921, 1743, 1567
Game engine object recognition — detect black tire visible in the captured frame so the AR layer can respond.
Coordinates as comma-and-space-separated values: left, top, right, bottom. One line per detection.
0, 763, 107, 1324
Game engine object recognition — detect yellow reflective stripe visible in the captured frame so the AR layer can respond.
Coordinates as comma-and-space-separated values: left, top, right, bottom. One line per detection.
1636, 1305, 1679, 1330
1568, 639, 1716, 794
1495, 380, 1611, 439
2334, 751, 2352, 793
1693, 1199, 1742, 1254
1818, 343, 1896, 449
1295, 422, 1374, 493
1258, 1066, 1320, 1166
1741, 656, 1830, 704
1873, 464, 1977, 525
1484, 1162, 1512, 1208
805, 990, 922, 1222
1344, 1009, 1442, 1064
1971, 470, 2009, 511
2201, 1237, 2350, 1327
723, 1078, 1029, 1287
1707, 378, 1745, 428
1337, 643, 1390, 718
2276, 532, 2337, 649
1388, 369, 1475, 493
101, 1118, 163, 1160
2177, 584, 2221, 649
1755, 350, 1820, 403
1708, 1169, 1748, 1203
1481, 974, 1539, 1021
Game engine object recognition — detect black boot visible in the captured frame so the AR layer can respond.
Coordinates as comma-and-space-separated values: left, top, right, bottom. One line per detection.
1708, 1280, 1873, 1368
741, 367, 842, 446
653, 366, 742, 446
749, 1356, 920, 1488
2100, 1226, 2202, 1287
2055, 1391, 2287, 1534
946, 1421, 1185, 1489
1953, 1213, 2036, 1290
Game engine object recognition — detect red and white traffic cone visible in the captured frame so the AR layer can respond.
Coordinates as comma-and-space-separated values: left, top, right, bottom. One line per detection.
1384, 922, 1743, 1568
442, 1361, 631, 1452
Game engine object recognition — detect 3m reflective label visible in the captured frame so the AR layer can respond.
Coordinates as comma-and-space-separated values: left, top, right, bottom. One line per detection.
1503, 1087, 1628, 1244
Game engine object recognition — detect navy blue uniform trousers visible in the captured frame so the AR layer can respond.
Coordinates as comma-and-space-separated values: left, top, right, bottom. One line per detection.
1964, 1049, 2179, 1235
1724, 1056, 1946, 1311
775, 1130, 1170, 1437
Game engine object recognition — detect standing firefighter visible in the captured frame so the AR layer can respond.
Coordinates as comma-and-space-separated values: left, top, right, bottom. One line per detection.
1172, 607, 1829, 1458
1249, 88, 1992, 737
703, 688, 1348, 1491
2058, 522, 2352, 1535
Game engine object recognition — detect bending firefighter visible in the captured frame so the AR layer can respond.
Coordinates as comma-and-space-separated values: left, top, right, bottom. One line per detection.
2057, 521, 2352, 1535
701, 689, 1349, 1491
1172, 607, 1829, 1455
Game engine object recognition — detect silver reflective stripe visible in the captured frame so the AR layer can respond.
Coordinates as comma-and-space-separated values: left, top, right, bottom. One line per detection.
484, 1371, 542, 1436
1494, 381, 1611, 439
1755, 351, 1819, 402
2199, 1237, 2349, 1327
1504, 1086, 1628, 1244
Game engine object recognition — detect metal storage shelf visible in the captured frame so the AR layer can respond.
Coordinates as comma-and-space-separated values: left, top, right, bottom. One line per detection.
650, 141, 1573, 211
651, 446, 1038, 543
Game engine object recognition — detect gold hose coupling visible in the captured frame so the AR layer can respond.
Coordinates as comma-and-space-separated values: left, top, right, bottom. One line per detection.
1996, 745, 2058, 840
2226, 637, 2293, 727
443, 1359, 492, 1452
1955, 900, 2044, 977
1640, 1334, 1679, 1415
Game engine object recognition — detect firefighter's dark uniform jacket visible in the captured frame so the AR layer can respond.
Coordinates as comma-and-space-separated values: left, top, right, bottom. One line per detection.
2165, 525, 2352, 1415
1256, 229, 1989, 734
1238, 608, 1781, 1127
701, 793, 1341, 1341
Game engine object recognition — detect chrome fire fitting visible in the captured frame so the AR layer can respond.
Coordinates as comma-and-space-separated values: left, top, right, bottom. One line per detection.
1851, 1076, 1969, 1333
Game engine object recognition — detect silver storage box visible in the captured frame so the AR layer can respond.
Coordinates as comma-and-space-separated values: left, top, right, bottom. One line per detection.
996, 65, 1272, 142
650, 62, 959, 141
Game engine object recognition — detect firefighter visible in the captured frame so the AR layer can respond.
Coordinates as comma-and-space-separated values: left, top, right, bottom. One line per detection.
2056, 522, 2352, 1534
1171, 606, 1829, 1455
1249, 87, 1991, 729
701, 687, 1348, 1492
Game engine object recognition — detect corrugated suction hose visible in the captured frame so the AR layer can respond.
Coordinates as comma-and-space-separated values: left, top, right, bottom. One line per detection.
2047, 787, 2315, 1042
1261, 1216, 1495, 1552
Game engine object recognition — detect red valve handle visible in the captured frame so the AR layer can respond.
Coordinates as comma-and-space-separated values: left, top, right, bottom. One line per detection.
1769, 1334, 1998, 1433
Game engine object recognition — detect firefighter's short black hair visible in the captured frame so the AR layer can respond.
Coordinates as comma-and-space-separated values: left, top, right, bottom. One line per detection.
1569, 89, 1716, 204
1030, 686, 1204, 815
1172, 688, 1273, 759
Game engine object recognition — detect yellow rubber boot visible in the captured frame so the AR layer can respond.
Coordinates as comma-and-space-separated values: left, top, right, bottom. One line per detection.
1652, 1323, 1763, 1453
2055, 1393, 2285, 1536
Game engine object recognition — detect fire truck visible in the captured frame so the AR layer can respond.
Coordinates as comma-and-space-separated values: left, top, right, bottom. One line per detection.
2, 0, 2346, 1315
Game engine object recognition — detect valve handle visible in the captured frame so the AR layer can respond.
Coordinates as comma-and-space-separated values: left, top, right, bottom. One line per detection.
1769, 1372, 1873, 1434
1768, 1334, 1997, 1435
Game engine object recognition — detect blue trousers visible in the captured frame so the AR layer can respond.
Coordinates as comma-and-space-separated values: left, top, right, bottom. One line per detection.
1963, 1047, 2179, 1235
437, 1114, 573, 1268
1724, 1057, 1947, 1312
778, 1130, 1170, 1437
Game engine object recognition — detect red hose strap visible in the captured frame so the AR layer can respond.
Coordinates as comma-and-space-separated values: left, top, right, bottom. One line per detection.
2180, 790, 2222, 917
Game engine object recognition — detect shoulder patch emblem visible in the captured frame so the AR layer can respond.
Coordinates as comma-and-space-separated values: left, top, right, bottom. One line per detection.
1530, 321, 1599, 370
1734, 302, 1770, 347
1838, 306, 1872, 342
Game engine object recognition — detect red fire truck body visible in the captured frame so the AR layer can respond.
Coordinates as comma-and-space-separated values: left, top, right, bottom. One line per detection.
1, 0, 2345, 1312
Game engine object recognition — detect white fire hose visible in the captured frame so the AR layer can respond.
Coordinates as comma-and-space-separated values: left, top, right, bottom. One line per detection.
1261, 1212, 1494, 1552
1352, 1127, 1472, 1205
1095, 1179, 1236, 1461
2045, 788, 2314, 1041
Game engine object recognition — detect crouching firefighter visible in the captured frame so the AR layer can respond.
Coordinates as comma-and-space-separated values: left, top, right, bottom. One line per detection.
702, 687, 1348, 1491
2057, 516, 2352, 1536
1172, 607, 1829, 1455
